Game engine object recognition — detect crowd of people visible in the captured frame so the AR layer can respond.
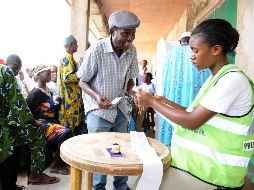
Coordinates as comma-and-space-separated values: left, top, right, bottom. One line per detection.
0, 10, 253, 190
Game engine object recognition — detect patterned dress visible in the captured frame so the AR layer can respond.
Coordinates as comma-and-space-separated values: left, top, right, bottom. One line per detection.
26, 87, 70, 144
58, 54, 82, 132
159, 44, 211, 147
0, 65, 45, 173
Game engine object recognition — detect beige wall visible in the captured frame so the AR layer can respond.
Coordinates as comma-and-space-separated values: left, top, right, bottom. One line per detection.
166, 0, 254, 81
166, 10, 187, 41
236, 0, 254, 81
165, 0, 223, 41
71, 0, 90, 60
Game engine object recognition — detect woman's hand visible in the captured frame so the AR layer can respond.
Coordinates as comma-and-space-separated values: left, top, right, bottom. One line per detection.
155, 95, 164, 102
136, 91, 155, 108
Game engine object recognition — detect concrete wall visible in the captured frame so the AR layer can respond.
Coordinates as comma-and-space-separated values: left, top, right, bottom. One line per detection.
165, 0, 254, 81
166, 10, 187, 41
71, 0, 90, 60
235, 0, 254, 80
165, 0, 223, 41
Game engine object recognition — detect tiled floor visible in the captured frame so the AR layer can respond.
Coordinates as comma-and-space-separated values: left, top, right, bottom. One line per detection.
18, 168, 139, 190
17, 130, 216, 190
18, 167, 217, 190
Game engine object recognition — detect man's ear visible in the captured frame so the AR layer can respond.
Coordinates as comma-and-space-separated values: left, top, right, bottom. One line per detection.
212, 45, 223, 56
109, 28, 114, 35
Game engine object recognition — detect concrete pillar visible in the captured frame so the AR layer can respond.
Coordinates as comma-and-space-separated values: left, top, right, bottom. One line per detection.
236, 0, 254, 81
71, 0, 90, 60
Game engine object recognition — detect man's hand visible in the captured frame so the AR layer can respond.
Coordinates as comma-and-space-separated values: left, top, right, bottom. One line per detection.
95, 94, 112, 109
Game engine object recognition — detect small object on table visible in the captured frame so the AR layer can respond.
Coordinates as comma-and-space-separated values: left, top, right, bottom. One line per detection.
112, 143, 120, 154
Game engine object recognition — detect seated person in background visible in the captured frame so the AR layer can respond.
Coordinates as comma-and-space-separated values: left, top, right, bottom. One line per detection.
17, 70, 29, 97
136, 59, 148, 86
137, 72, 156, 95
136, 72, 156, 132
26, 64, 70, 175
47, 65, 59, 103
25, 67, 36, 93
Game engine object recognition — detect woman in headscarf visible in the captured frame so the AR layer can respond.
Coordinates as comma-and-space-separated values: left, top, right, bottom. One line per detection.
58, 35, 82, 134
26, 64, 70, 175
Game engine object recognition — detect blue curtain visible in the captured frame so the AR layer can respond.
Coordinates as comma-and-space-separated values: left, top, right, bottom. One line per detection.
158, 44, 211, 147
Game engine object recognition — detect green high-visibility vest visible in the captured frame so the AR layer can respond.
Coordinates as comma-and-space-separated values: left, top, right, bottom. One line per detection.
171, 64, 254, 188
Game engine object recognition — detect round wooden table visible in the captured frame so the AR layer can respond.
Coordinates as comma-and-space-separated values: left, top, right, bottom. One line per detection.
60, 132, 171, 190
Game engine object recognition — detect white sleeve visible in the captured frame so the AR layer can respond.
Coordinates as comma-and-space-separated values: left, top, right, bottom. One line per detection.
137, 83, 144, 90
200, 72, 248, 114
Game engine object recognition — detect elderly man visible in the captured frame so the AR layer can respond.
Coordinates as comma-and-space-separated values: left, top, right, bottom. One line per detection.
58, 35, 82, 134
77, 10, 140, 190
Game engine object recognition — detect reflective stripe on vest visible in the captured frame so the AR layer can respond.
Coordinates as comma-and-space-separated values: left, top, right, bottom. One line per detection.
206, 115, 252, 135
171, 64, 254, 188
173, 135, 250, 167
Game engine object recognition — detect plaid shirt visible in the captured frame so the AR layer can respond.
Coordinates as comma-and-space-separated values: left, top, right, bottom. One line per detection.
77, 36, 139, 123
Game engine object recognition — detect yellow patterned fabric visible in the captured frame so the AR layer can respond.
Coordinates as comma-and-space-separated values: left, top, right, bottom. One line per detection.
58, 53, 82, 132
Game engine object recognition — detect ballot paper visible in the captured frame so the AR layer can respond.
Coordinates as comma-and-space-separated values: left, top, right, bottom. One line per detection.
130, 131, 163, 190
111, 97, 122, 106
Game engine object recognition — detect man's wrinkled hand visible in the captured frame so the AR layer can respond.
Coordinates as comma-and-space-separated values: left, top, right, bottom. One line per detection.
95, 94, 112, 109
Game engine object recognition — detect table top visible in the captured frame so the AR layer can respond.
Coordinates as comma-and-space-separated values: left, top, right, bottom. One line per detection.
60, 132, 171, 176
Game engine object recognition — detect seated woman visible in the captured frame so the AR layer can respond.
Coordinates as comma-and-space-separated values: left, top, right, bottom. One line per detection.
26, 64, 70, 175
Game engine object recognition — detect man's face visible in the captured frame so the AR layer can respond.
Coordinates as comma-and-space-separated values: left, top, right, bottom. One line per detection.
51, 66, 58, 83
65, 40, 78, 54
9, 63, 21, 76
112, 28, 136, 50
38, 70, 51, 83
27, 69, 34, 78
142, 60, 147, 67
180, 37, 190, 45
71, 40, 78, 53
18, 71, 25, 81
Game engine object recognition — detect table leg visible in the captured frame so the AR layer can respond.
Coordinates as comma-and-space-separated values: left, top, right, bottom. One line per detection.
84, 171, 93, 190
70, 166, 82, 190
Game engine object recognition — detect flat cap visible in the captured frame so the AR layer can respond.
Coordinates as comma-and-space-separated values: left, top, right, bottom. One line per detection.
108, 10, 140, 29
